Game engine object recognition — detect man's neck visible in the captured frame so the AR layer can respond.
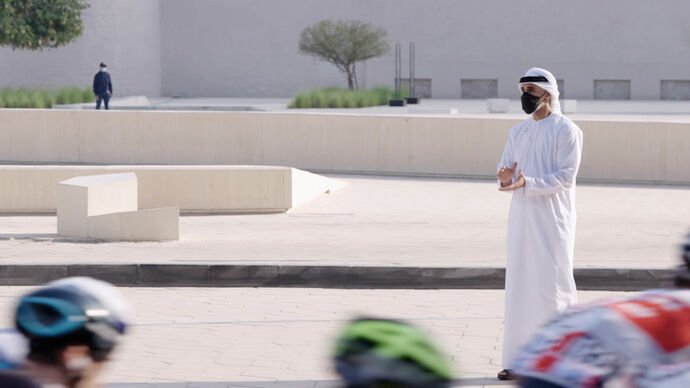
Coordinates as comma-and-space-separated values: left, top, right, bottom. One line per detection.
532, 104, 552, 121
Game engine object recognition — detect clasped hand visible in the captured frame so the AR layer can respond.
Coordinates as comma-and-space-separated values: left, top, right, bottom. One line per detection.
497, 162, 525, 191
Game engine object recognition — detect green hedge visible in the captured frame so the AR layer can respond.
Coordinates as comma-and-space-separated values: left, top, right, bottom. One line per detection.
0, 87, 93, 108
288, 87, 411, 109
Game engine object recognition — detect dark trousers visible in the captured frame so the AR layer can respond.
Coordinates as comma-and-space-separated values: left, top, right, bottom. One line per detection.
96, 93, 110, 110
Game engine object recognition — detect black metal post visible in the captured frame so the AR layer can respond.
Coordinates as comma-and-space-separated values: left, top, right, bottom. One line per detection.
389, 43, 406, 106
406, 42, 419, 104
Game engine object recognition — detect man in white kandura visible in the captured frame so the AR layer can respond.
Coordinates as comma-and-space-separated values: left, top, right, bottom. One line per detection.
495, 67, 583, 381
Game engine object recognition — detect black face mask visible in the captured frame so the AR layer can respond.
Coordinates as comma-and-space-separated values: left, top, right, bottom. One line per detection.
521, 91, 545, 114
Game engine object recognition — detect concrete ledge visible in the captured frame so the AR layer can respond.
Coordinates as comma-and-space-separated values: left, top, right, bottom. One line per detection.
53, 95, 151, 110
0, 265, 676, 290
0, 165, 344, 214
486, 98, 509, 113
1, 110, 689, 184
561, 99, 578, 113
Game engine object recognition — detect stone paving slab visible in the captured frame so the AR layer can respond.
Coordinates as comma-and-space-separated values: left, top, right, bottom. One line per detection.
0, 175, 687, 271
0, 286, 633, 388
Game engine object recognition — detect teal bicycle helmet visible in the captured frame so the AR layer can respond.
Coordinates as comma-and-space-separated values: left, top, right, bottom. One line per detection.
15, 277, 130, 362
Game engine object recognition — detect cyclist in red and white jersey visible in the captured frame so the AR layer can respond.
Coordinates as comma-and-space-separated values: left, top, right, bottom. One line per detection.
512, 234, 690, 388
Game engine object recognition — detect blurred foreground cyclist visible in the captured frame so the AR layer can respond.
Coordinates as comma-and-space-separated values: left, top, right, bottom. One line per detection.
511, 235, 690, 388
0, 277, 131, 388
333, 318, 453, 388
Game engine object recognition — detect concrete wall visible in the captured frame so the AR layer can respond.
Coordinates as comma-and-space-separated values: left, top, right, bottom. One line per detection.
158, 0, 690, 99
0, 0, 161, 97
1, 0, 689, 99
0, 109, 688, 185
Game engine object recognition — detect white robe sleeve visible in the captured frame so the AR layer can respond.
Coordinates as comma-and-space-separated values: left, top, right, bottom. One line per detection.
497, 129, 516, 189
523, 124, 582, 196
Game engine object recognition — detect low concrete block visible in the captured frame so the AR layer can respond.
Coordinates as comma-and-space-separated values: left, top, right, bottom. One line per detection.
561, 99, 578, 113
57, 173, 137, 237
486, 98, 510, 113
88, 207, 179, 241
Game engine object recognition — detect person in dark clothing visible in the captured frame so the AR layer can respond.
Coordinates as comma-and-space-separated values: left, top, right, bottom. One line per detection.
92, 62, 112, 110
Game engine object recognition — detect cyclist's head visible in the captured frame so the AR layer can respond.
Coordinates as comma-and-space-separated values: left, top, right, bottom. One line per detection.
675, 233, 690, 288
333, 317, 453, 388
15, 277, 131, 365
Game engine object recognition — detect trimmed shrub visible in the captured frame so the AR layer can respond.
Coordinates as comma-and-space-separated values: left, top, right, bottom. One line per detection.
0, 86, 92, 108
297, 93, 311, 108
55, 87, 83, 104
67, 87, 82, 104
370, 86, 392, 105
26, 90, 41, 108
40, 89, 55, 108
14, 89, 31, 108
342, 92, 357, 108
55, 88, 71, 105
309, 90, 326, 108
289, 86, 399, 109
325, 92, 342, 108
81, 86, 93, 103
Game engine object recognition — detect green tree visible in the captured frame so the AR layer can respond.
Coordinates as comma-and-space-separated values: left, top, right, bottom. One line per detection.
0, 0, 89, 50
299, 20, 390, 90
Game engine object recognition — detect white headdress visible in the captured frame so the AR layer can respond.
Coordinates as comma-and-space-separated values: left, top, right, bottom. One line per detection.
518, 67, 561, 114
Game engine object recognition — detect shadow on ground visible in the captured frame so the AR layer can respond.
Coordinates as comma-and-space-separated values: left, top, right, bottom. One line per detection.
0, 233, 99, 243
107, 378, 513, 387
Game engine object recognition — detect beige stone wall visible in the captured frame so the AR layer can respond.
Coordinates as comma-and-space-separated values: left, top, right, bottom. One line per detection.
1, 109, 688, 184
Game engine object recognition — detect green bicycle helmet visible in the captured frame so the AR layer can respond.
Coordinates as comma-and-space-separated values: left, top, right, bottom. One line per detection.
334, 318, 453, 388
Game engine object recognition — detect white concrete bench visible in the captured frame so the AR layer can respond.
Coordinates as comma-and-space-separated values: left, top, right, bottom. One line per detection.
1, 166, 346, 214
486, 98, 510, 113
57, 173, 138, 237
57, 172, 180, 241
88, 207, 179, 241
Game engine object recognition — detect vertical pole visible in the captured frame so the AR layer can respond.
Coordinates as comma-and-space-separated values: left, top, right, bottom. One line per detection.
410, 42, 415, 98
395, 43, 401, 100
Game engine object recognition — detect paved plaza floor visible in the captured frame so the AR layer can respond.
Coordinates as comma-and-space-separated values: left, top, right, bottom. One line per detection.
0, 175, 688, 269
0, 286, 632, 387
